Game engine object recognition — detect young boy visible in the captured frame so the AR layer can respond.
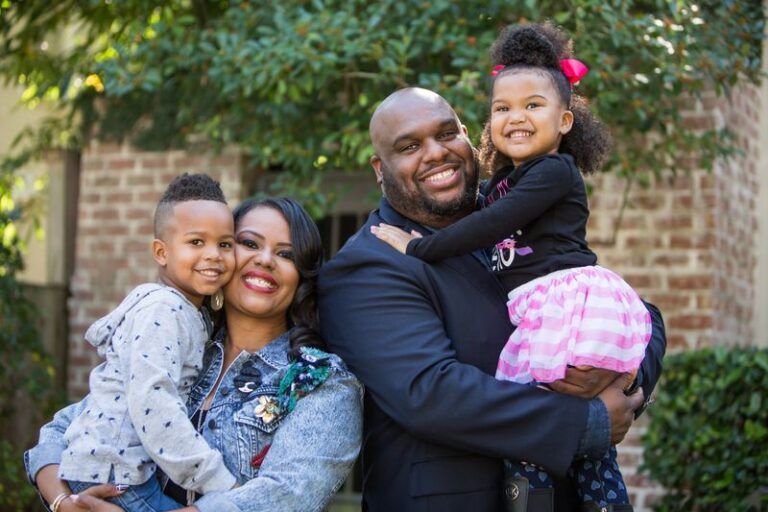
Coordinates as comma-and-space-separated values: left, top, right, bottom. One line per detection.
56, 173, 237, 511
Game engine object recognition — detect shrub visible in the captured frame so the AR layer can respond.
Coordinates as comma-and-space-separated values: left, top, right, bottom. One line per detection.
642, 347, 768, 511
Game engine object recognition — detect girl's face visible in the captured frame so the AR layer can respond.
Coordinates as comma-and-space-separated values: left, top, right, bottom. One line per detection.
223, 206, 300, 329
490, 71, 574, 167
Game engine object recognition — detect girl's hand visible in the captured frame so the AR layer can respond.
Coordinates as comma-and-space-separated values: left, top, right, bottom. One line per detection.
371, 224, 422, 254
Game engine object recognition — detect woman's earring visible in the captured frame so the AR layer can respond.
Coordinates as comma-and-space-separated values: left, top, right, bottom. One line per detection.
211, 289, 224, 311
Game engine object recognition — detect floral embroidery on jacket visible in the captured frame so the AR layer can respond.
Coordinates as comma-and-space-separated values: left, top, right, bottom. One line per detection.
277, 347, 332, 413
253, 395, 280, 424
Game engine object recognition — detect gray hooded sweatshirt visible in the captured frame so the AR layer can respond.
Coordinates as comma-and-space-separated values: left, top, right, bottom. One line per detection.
58, 283, 236, 492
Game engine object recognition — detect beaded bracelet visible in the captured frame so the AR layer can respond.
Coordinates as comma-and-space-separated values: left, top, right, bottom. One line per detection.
50, 492, 71, 512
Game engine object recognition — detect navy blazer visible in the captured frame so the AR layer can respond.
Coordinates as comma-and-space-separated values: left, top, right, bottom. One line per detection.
319, 198, 666, 512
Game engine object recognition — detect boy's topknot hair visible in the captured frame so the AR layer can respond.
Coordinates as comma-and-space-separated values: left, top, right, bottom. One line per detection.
158, 172, 226, 204
154, 173, 228, 238
480, 22, 611, 175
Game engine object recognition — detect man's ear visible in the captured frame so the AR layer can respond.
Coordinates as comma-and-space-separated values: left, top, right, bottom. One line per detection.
371, 155, 383, 186
560, 110, 574, 135
461, 124, 469, 137
152, 239, 168, 267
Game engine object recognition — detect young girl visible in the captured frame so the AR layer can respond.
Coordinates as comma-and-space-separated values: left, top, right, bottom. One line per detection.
372, 23, 649, 511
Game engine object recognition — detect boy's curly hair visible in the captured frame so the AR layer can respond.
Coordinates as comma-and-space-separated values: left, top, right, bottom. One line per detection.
154, 173, 227, 238
478, 22, 611, 176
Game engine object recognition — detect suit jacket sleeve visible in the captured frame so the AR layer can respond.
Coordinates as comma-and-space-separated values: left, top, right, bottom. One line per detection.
636, 301, 666, 417
319, 241, 589, 477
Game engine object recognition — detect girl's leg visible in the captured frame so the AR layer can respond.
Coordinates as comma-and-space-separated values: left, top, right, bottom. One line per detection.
569, 446, 629, 510
504, 459, 554, 489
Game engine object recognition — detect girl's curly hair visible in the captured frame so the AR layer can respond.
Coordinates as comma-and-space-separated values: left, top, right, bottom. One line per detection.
478, 22, 611, 176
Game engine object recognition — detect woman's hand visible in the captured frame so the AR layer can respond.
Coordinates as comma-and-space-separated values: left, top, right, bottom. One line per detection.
69, 486, 125, 512
548, 365, 622, 399
370, 224, 422, 254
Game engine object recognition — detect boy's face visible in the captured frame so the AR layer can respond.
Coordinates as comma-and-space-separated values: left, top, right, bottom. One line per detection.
153, 200, 235, 307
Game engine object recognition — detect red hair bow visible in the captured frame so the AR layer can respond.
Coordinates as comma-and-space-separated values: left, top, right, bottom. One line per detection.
490, 59, 589, 85
559, 58, 589, 85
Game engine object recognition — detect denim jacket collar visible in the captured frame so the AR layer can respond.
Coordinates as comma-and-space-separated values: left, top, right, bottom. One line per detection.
209, 328, 291, 369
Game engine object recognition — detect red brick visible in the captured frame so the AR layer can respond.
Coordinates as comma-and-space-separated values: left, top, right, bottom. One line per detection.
173, 156, 206, 169
140, 156, 169, 168
667, 334, 690, 350
668, 314, 713, 330
212, 154, 240, 166
631, 195, 665, 209
105, 192, 133, 203
624, 236, 663, 249
91, 208, 120, 220
652, 254, 689, 267
94, 176, 119, 187
655, 214, 693, 230
126, 209, 152, 220
139, 191, 162, 202
620, 215, 648, 229
668, 274, 711, 290
645, 293, 691, 310
623, 274, 655, 289
107, 158, 136, 170
82, 158, 105, 171
126, 175, 155, 186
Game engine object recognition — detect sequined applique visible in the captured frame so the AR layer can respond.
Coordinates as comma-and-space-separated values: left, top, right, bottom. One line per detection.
277, 347, 332, 413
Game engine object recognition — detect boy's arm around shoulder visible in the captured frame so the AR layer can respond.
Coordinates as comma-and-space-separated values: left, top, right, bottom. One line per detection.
319, 233, 588, 477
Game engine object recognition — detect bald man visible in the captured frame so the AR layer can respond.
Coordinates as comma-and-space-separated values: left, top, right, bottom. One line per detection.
319, 88, 664, 512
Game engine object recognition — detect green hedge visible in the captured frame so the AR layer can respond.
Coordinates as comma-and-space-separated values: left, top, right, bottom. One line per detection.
642, 347, 768, 511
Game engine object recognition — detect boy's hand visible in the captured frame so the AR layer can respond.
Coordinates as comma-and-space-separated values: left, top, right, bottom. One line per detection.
371, 224, 422, 254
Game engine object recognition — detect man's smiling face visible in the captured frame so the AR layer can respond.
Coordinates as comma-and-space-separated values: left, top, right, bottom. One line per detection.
370, 88, 478, 228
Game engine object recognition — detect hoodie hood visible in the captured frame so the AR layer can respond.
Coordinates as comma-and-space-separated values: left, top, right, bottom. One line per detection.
84, 283, 183, 354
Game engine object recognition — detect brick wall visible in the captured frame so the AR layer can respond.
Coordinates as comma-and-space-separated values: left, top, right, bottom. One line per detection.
67, 141, 245, 397
584, 86, 762, 509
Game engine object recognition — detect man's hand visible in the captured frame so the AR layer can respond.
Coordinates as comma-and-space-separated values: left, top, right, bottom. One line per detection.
598, 373, 644, 444
370, 223, 422, 254
549, 366, 621, 399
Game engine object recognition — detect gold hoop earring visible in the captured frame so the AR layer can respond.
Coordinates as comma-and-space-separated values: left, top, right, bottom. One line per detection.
211, 289, 224, 311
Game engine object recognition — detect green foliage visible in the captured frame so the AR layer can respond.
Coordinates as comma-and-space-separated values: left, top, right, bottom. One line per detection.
642, 347, 768, 511
0, 148, 61, 512
0, 1, 765, 213
0, 440, 38, 511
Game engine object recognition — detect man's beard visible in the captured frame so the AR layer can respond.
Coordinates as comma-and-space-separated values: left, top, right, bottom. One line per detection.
380, 157, 480, 227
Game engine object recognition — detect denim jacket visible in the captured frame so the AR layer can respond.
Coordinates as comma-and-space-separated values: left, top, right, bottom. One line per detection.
25, 330, 364, 512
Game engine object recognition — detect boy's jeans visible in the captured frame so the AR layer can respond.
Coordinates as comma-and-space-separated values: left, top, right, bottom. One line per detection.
68, 476, 182, 512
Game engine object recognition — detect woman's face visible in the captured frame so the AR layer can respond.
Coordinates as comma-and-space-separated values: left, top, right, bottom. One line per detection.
224, 206, 300, 327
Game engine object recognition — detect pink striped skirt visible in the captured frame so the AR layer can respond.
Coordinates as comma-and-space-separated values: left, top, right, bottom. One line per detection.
495, 266, 651, 384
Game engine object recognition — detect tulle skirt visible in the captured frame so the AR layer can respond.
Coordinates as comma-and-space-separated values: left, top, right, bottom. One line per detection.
495, 266, 651, 384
